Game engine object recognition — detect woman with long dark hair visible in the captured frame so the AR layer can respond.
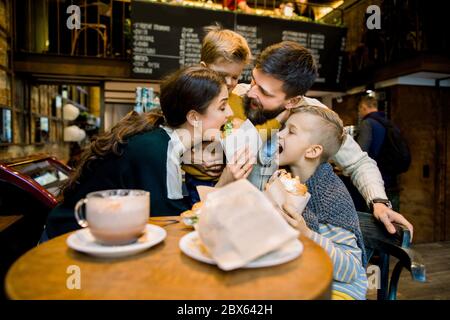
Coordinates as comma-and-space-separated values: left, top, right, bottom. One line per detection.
45, 66, 254, 239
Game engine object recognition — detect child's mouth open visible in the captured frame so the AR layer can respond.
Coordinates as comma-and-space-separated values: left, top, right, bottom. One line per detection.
278, 142, 284, 155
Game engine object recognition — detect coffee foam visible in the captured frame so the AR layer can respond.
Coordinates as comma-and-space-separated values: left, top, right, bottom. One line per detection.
86, 195, 149, 245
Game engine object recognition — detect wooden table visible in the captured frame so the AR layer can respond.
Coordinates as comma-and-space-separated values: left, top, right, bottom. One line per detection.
5, 217, 333, 300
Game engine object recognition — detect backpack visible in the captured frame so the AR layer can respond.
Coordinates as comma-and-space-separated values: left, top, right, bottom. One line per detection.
366, 113, 411, 175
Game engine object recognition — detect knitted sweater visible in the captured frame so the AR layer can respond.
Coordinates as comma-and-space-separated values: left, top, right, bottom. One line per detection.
303, 163, 367, 266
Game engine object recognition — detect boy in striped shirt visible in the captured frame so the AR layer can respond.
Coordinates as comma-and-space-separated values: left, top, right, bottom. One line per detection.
277, 105, 368, 300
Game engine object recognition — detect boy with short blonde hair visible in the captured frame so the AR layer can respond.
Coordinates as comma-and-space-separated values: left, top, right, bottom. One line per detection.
201, 26, 252, 66
278, 105, 368, 300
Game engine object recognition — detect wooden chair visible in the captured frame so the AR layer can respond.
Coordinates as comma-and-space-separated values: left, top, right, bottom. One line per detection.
71, 2, 112, 57
358, 211, 426, 300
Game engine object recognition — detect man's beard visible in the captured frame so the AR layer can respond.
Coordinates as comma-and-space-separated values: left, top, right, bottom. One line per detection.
243, 95, 286, 125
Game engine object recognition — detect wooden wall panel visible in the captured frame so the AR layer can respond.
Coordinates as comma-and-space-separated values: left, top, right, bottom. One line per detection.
390, 86, 440, 243
332, 94, 360, 126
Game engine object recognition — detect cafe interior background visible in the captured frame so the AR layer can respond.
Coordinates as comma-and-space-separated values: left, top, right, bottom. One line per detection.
0, 0, 449, 300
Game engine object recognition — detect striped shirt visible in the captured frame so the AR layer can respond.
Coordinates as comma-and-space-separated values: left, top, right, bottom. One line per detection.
309, 223, 368, 300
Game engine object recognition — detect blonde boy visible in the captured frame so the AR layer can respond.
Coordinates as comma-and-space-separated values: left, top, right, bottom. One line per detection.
278, 106, 368, 300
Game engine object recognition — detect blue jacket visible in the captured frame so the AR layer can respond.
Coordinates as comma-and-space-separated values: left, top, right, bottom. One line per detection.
358, 111, 386, 159
357, 112, 397, 189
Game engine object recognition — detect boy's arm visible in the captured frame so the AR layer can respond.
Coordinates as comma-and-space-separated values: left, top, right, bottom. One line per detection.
280, 206, 363, 284
308, 224, 363, 283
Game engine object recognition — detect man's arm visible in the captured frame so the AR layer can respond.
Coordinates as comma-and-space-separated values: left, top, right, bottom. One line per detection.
332, 134, 414, 238
333, 133, 387, 202
288, 96, 413, 237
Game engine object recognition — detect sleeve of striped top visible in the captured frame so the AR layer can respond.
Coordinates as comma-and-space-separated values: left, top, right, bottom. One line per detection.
308, 223, 364, 284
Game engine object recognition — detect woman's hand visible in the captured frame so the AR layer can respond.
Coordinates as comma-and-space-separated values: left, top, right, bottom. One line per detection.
216, 146, 256, 187
279, 204, 312, 238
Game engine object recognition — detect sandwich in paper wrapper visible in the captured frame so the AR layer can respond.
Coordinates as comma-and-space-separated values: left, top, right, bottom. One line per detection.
220, 119, 262, 163
196, 179, 299, 271
180, 186, 217, 228
265, 169, 311, 216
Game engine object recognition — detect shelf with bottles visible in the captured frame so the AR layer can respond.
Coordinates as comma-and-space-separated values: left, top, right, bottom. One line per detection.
0, 106, 12, 144
134, 86, 161, 113
28, 84, 62, 144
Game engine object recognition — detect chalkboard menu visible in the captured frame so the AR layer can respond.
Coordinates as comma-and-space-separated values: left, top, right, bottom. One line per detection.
235, 14, 347, 90
131, 1, 347, 91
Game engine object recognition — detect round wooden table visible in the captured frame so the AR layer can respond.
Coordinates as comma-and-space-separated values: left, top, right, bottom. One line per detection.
5, 217, 333, 300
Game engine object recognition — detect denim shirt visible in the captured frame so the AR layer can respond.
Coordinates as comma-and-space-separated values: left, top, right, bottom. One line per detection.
248, 134, 279, 190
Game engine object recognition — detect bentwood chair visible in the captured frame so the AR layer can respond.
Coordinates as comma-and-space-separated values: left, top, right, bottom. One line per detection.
71, 2, 112, 57
358, 211, 426, 300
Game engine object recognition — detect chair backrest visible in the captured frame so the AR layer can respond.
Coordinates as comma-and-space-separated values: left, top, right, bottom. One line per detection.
80, 2, 112, 17
358, 211, 411, 249
357, 211, 426, 300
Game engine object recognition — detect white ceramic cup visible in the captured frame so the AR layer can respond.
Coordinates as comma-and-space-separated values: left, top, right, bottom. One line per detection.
75, 189, 150, 246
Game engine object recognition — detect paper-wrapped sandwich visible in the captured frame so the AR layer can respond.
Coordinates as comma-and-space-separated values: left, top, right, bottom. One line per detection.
277, 170, 308, 196
265, 169, 311, 215
221, 120, 234, 139
196, 179, 299, 271
220, 119, 261, 163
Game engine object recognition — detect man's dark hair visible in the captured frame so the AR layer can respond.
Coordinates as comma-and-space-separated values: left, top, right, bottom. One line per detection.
255, 41, 318, 98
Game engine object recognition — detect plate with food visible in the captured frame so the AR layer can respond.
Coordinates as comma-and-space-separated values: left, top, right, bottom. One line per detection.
180, 201, 203, 228
179, 231, 303, 269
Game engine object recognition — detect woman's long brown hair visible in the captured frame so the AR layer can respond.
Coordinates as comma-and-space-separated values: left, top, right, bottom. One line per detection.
62, 110, 164, 199
62, 65, 225, 200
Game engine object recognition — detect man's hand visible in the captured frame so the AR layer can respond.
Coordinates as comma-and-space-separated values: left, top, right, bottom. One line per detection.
373, 203, 414, 241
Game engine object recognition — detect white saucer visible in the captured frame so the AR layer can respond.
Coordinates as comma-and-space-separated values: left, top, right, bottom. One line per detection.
67, 224, 166, 258
179, 231, 303, 269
